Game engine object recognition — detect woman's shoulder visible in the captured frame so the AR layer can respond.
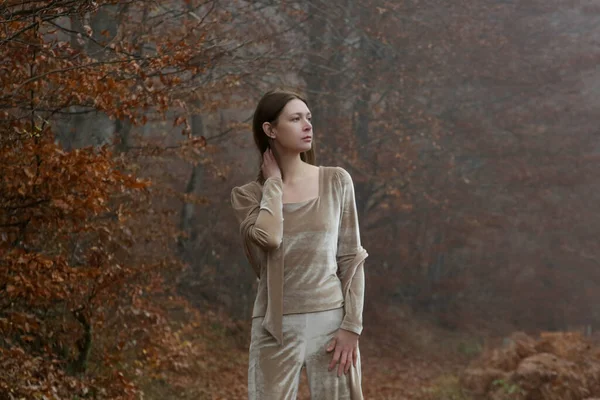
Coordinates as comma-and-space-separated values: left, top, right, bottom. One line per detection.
231, 180, 262, 202
320, 165, 353, 186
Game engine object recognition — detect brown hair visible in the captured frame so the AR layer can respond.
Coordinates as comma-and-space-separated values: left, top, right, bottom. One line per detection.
252, 89, 316, 183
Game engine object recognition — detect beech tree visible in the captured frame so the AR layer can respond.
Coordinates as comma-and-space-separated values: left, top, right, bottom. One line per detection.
1, 0, 263, 397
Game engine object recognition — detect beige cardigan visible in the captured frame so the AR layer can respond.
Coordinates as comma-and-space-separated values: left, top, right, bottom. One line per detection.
231, 166, 368, 345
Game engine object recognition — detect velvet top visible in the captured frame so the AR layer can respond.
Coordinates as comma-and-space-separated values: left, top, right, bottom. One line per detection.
231, 166, 368, 345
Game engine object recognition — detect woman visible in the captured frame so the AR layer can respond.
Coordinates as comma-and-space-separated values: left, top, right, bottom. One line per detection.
231, 89, 368, 399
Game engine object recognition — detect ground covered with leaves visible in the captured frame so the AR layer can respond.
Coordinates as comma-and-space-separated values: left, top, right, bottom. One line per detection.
196, 308, 600, 400
461, 331, 600, 400
192, 304, 473, 400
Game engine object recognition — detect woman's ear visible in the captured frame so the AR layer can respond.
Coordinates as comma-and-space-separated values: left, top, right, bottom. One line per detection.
262, 121, 275, 139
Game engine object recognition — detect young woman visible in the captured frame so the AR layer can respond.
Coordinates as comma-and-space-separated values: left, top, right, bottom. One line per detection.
231, 89, 368, 399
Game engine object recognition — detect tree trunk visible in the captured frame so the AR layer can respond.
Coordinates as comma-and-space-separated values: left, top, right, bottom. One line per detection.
302, 3, 327, 134
178, 113, 205, 255
70, 308, 92, 374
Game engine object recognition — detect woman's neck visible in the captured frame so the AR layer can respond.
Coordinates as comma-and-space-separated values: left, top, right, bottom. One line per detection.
275, 150, 306, 184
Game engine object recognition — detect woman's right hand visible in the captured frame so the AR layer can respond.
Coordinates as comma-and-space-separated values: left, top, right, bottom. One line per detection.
262, 148, 282, 180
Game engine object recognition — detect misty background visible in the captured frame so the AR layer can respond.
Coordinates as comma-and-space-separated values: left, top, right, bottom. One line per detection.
3, 0, 600, 398
159, 0, 600, 334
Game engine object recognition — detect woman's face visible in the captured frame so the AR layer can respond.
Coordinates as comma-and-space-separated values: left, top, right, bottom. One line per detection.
267, 99, 313, 154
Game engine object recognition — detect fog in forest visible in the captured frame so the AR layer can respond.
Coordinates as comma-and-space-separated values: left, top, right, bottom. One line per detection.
2, 1, 600, 398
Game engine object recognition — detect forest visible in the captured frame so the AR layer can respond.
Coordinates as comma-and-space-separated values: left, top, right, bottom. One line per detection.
2, 0, 600, 399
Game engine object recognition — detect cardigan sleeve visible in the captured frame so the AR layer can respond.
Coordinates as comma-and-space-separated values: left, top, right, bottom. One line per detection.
231, 177, 284, 267
334, 168, 368, 335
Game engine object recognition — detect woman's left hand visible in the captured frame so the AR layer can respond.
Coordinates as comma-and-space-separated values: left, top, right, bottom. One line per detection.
326, 328, 360, 377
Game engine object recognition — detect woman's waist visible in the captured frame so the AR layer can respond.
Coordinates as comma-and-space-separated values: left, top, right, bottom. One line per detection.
252, 280, 344, 317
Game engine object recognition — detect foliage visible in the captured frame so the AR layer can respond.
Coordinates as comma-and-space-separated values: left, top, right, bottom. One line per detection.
3, 0, 600, 398
491, 379, 525, 398
0, 0, 253, 397
461, 331, 600, 400
426, 374, 471, 400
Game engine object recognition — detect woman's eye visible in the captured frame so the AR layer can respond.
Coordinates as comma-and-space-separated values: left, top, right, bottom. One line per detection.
292, 117, 300, 122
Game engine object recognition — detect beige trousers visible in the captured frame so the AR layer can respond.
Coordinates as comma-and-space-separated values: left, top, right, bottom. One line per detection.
248, 307, 363, 400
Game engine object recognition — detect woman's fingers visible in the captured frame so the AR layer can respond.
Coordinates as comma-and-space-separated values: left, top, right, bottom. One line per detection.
263, 149, 275, 167
262, 149, 274, 177
338, 351, 349, 377
262, 148, 281, 180
327, 337, 359, 376
345, 351, 353, 374
329, 347, 341, 371
326, 338, 336, 353
337, 352, 345, 376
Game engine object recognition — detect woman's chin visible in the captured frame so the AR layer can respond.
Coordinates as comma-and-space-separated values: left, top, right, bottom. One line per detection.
299, 143, 312, 152
279, 143, 312, 154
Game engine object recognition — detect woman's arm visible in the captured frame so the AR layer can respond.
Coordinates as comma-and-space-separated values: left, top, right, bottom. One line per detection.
335, 168, 367, 335
327, 167, 368, 376
231, 176, 284, 251
339, 263, 365, 334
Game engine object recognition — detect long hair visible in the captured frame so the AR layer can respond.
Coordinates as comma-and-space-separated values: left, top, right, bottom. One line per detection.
252, 89, 316, 184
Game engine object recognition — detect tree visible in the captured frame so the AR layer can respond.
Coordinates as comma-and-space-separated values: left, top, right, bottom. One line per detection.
0, 0, 259, 397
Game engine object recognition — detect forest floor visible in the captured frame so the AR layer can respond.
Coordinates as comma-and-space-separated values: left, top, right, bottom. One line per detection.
196, 303, 479, 400
196, 307, 600, 400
